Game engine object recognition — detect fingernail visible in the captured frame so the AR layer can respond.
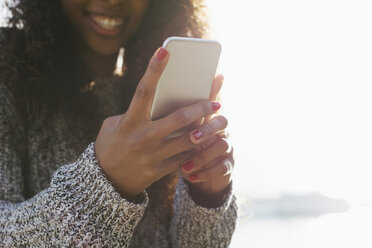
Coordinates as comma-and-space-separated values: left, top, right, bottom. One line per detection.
211, 102, 221, 111
156, 47, 168, 61
191, 130, 203, 141
189, 174, 198, 181
182, 161, 194, 172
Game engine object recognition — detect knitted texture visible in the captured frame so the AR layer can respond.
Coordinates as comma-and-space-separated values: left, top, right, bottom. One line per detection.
0, 79, 238, 247
171, 179, 238, 248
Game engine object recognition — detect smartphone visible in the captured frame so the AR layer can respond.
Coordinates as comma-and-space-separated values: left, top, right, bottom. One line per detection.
150, 37, 221, 121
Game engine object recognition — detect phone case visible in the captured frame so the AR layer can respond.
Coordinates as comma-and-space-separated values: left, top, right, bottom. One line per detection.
150, 37, 221, 121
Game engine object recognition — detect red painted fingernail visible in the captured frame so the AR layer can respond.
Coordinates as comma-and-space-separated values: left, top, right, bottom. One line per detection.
189, 174, 198, 181
191, 130, 203, 141
182, 161, 194, 172
212, 102, 221, 111
156, 47, 168, 61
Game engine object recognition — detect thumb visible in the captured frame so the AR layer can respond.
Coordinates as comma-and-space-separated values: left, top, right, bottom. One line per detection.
210, 74, 224, 101
126, 47, 169, 122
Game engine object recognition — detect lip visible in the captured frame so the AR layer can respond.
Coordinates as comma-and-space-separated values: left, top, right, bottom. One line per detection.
86, 12, 127, 37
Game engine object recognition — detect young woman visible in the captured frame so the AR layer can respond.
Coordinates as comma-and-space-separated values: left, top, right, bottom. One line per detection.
0, 0, 237, 247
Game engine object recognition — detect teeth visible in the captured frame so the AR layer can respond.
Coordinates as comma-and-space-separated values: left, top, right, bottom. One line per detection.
91, 14, 124, 30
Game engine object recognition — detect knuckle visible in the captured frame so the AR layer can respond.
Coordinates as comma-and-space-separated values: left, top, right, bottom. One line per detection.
195, 153, 206, 167
134, 83, 148, 99
102, 117, 111, 127
182, 152, 191, 164
222, 130, 230, 139
145, 126, 158, 140
219, 138, 230, 152
223, 163, 229, 176
217, 129, 229, 139
102, 116, 117, 129
183, 132, 195, 145
174, 153, 188, 167
204, 169, 211, 179
179, 135, 195, 152
142, 167, 156, 180
174, 109, 192, 124
130, 139, 142, 153
223, 159, 233, 175
216, 115, 228, 128
201, 102, 211, 116
141, 128, 153, 141
129, 135, 147, 152
201, 123, 213, 136
141, 153, 156, 170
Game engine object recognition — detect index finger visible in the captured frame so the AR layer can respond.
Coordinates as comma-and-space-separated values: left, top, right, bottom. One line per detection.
153, 100, 221, 139
210, 74, 224, 102
205, 74, 224, 123
126, 47, 169, 121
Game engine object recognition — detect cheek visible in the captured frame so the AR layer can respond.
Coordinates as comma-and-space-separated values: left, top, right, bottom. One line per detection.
131, 0, 150, 24
61, 0, 86, 31
60, 0, 150, 56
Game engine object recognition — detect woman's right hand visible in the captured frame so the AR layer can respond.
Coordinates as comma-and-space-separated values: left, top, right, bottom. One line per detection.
94, 48, 224, 200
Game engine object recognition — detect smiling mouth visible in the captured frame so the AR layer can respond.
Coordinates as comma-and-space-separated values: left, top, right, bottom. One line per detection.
90, 13, 124, 30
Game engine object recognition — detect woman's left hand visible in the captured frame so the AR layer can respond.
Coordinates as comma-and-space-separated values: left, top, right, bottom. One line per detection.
181, 130, 234, 195
180, 75, 234, 206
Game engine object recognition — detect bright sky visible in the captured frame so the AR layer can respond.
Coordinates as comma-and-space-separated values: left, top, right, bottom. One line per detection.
1, 1, 371, 204
205, 0, 372, 204
0, 4, 6, 26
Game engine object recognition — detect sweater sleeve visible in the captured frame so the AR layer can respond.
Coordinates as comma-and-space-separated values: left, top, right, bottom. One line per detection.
0, 84, 148, 247
170, 177, 238, 248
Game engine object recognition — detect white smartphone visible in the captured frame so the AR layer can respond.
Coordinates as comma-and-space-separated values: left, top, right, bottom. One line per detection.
150, 36, 221, 121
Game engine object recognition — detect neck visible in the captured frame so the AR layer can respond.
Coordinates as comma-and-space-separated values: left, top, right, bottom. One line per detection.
79, 45, 118, 79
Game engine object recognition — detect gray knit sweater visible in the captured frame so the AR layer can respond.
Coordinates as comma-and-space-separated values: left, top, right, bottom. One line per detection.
0, 74, 237, 247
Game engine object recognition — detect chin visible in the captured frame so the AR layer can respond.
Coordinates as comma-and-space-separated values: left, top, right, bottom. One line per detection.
88, 39, 124, 56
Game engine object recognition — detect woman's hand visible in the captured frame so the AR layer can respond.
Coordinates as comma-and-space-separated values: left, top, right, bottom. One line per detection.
181, 131, 234, 205
180, 75, 234, 207
94, 48, 221, 199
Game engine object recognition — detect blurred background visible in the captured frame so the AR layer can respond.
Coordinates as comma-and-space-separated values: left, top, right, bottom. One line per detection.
1, 1, 372, 247
204, 0, 372, 247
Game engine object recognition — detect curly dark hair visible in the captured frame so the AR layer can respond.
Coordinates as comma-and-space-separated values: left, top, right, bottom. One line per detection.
1, 0, 208, 122
0, 0, 208, 223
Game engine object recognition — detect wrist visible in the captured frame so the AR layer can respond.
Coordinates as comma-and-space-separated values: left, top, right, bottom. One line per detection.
187, 182, 231, 208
